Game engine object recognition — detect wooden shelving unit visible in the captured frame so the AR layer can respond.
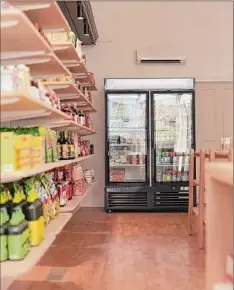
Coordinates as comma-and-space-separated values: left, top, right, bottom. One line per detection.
0, 3, 98, 285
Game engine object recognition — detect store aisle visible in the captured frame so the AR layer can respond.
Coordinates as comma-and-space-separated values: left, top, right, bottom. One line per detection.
9, 208, 205, 290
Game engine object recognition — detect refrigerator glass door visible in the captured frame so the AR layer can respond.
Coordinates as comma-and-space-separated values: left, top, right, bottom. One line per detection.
107, 93, 148, 183
153, 93, 193, 183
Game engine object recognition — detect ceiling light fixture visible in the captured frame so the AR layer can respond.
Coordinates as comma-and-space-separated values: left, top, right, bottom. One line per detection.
84, 19, 90, 36
77, 1, 84, 20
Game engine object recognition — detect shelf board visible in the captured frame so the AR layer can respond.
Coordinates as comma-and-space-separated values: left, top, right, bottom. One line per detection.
8, 1, 71, 32
2, 53, 71, 78
47, 120, 96, 136
0, 91, 97, 133
60, 181, 97, 213
0, 213, 72, 278
1, 155, 95, 184
51, 43, 97, 91
1, 8, 71, 78
1, 8, 52, 56
71, 68, 97, 91
43, 82, 97, 112
52, 42, 82, 64
0, 91, 70, 123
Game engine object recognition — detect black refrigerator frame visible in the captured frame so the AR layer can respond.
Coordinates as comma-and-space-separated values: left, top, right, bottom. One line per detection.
104, 78, 196, 212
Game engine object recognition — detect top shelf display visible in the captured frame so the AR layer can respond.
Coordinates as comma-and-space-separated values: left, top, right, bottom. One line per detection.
8, 1, 71, 32
2, 3, 97, 91
1, 7, 71, 78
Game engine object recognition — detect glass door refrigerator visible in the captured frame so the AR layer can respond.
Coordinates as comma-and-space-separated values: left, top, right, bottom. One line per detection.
151, 92, 194, 211
104, 78, 195, 212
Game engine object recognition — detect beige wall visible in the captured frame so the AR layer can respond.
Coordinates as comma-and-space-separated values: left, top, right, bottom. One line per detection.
81, 1, 233, 207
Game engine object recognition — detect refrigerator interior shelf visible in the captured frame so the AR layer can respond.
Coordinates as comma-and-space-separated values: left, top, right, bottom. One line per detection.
110, 164, 145, 167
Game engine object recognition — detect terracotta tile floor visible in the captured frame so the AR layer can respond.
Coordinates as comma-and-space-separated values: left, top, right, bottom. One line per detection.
9, 208, 205, 290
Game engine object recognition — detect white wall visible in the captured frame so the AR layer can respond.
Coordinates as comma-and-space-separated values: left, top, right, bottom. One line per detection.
81, 1, 233, 207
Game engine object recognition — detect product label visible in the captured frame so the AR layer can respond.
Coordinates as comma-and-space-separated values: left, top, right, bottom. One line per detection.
62, 144, 68, 159
68, 145, 75, 159
70, 145, 75, 158
58, 145, 62, 159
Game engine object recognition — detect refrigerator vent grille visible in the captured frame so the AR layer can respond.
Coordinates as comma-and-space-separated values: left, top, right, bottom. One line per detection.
153, 192, 189, 209
107, 192, 147, 209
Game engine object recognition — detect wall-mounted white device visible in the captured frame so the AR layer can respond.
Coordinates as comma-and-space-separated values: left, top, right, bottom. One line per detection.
136, 50, 186, 65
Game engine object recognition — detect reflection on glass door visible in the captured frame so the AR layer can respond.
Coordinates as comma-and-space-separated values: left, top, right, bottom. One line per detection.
153, 93, 193, 183
107, 93, 147, 183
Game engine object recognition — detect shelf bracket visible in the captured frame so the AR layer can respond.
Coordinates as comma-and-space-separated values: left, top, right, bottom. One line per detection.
14, 4, 51, 12
1, 57, 51, 66
1, 110, 51, 122
44, 28, 66, 33
47, 84, 71, 90
1, 50, 46, 60
66, 63, 81, 68
0, 97, 20, 106
33, 74, 65, 79
48, 121, 72, 128
58, 93, 80, 99
80, 83, 92, 86
1, 20, 19, 29
11, 118, 70, 128
63, 60, 81, 65
53, 45, 71, 51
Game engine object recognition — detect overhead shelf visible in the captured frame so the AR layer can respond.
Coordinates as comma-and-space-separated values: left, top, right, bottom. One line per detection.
60, 181, 97, 213
2, 54, 71, 78
52, 43, 82, 64
0, 91, 70, 123
1, 8, 52, 56
51, 43, 97, 91
0, 91, 97, 132
43, 82, 97, 112
49, 120, 97, 136
1, 154, 95, 184
70, 66, 97, 91
8, 1, 71, 32
1, 8, 71, 78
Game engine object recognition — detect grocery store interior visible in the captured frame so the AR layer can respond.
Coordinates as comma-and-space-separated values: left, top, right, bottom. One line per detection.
0, 1, 233, 290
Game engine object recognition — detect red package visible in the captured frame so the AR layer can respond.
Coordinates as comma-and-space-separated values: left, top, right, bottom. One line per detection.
73, 179, 85, 196
64, 167, 72, 182
57, 183, 67, 207
67, 183, 73, 200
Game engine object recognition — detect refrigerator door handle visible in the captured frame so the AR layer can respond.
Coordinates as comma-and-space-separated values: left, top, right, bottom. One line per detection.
149, 93, 152, 186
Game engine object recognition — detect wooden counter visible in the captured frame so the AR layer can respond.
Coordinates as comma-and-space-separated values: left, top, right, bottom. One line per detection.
206, 163, 233, 290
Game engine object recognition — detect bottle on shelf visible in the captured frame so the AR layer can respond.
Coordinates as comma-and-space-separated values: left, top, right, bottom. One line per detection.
61, 103, 68, 115
71, 103, 78, 123
60, 131, 68, 160
67, 103, 73, 119
78, 110, 85, 126
57, 131, 63, 160
67, 132, 75, 159
77, 136, 81, 157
